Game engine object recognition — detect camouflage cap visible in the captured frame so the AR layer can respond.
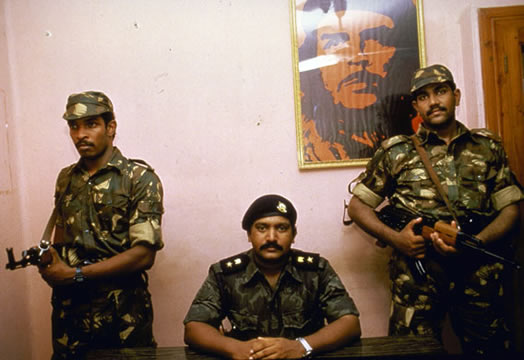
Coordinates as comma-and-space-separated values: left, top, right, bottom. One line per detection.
63, 91, 113, 120
242, 194, 297, 231
410, 64, 455, 94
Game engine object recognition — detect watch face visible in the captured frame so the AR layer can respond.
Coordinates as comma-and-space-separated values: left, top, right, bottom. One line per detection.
74, 267, 85, 282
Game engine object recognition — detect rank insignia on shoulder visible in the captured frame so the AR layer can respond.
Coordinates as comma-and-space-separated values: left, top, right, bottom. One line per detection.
220, 253, 249, 274
292, 251, 319, 270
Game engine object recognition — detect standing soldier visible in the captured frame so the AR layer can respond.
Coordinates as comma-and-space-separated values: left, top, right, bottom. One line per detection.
348, 64, 523, 354
39, 91, 164, 359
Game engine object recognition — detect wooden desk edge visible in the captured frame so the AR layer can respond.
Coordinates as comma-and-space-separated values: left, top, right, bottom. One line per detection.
87, 335, 446, 359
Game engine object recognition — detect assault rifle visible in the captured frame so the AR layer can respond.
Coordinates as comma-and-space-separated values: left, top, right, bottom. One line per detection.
376, 205, 521, 272
5, 239, 52, 270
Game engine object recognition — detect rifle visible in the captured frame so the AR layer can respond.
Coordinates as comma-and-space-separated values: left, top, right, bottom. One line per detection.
5, 239, 52, 270
376, 205, 521, 271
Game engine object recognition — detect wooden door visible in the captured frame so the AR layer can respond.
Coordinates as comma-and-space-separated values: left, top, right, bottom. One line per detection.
479, 5, 524, 352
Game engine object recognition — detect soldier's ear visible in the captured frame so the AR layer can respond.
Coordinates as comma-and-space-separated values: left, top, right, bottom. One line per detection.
106, 120, 117, 137
454, 88, 461, 106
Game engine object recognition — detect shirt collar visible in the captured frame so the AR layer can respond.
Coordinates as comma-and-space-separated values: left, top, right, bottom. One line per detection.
71, 146, 126, 175
240, 249, 303, 285
415, 120, 470, 145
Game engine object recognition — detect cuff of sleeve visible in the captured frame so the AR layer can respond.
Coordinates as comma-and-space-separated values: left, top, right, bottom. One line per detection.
492, 185, 524, 211
130, 220, 164, 250
352, 183, 384, 209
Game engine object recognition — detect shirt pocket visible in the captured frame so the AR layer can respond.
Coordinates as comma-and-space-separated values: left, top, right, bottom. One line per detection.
93, 192, 130, 232
228, 310, 258, 333
458, 163, 496, 209
396, 163, 435, 201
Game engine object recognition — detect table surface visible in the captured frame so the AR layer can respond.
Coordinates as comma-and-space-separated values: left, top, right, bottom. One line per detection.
86, 335, 446, 359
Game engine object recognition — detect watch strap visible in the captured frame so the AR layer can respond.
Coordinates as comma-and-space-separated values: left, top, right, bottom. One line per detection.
73, 266, 85, 283
296, 337, 313, 358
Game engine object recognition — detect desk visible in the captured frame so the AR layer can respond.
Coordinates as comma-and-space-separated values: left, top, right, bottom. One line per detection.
86, 336, 445, 359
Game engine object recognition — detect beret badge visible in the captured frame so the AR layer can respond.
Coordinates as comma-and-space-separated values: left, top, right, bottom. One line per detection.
276, 201, 288, 214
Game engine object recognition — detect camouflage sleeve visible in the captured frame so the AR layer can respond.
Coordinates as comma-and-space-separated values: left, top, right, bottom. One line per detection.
489, 140, 524, 211
183, 265, 225, 328
318, 258, 359, 322
350, 145, 393, 208
128, 165, 164, 250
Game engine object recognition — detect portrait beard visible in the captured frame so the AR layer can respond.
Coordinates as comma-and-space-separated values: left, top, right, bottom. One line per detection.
300, 67, 415, 160
331, 69, 385, 110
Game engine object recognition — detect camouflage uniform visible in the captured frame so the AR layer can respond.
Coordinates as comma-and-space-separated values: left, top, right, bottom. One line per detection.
51, 147, 164, 360
350, 121, 523, 354
184, 249, 359, 340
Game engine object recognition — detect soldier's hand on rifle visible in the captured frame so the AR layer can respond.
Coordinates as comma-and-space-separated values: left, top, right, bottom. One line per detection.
395, 217, 426, 259
430, 221, 459, 257
38, 246, 75, 287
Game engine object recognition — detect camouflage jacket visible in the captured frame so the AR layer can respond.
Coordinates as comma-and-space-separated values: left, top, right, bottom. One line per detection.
351, 121, 523, 222
54, 147, 164, 266
184, 249, 359, 340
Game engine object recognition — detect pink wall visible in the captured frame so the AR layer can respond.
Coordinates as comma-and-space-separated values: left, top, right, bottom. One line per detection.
0, 0, 521, 359
0, 2, 33, 359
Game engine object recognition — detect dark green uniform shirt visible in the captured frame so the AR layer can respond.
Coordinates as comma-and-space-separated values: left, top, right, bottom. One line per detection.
184, 249, 359, 340
54, 147, 164, 266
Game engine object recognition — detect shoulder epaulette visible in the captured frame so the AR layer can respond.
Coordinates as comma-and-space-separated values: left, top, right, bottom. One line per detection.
219, 253, 250, 275
56, 164, 75, 189
381, 135, 410, 151
130, 158, 155, 171
471, 128, 501, 142
292, 251, 319, 270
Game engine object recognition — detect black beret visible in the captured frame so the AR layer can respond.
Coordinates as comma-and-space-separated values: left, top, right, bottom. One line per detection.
242, 194, 297, 231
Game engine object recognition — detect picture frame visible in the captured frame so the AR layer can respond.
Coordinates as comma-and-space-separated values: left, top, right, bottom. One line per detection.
290, 0, 426, 169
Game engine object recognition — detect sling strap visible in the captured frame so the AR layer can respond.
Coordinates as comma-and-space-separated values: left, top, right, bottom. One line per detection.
410, 135, 461, 227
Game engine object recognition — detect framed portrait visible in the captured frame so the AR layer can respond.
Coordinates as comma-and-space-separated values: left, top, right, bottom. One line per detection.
290, 0, 426, 169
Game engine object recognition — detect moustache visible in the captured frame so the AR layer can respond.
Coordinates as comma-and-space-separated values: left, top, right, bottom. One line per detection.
426, 106, 447, 116
260, 243, 283, 251
75, 141, 94, 148
337, 70, 382, 93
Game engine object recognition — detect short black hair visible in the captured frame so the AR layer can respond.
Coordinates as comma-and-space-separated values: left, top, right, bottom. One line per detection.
101, 112, 115, 125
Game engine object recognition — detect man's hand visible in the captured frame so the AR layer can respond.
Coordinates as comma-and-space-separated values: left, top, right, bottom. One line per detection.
430, 220, 459, 256
38, 246, 75, 286
393, 217, 426, 259
249, 337, 305, 360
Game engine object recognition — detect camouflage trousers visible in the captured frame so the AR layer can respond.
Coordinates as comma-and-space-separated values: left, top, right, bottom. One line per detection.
50, 273, 156, 360
388, 252, 511, 355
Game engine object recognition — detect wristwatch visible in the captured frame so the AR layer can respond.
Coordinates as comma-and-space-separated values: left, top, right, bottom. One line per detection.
73, 266, 86, 283
296, 337, 313, 358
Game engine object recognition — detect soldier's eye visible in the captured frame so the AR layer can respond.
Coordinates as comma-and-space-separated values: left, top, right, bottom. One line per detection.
278, 224, 290, 231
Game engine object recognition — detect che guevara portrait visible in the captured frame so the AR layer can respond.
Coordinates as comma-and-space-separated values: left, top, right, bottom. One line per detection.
292, 0, 423, 167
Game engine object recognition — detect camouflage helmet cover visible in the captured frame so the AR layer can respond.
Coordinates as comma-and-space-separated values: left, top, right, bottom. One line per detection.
63, 91, 114, 120
410, 64, 455, 94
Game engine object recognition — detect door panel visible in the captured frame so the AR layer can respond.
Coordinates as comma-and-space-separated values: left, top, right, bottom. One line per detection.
479, 6, 524, 352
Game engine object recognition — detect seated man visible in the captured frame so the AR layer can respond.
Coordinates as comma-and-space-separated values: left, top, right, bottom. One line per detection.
184, 194, 361, 359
